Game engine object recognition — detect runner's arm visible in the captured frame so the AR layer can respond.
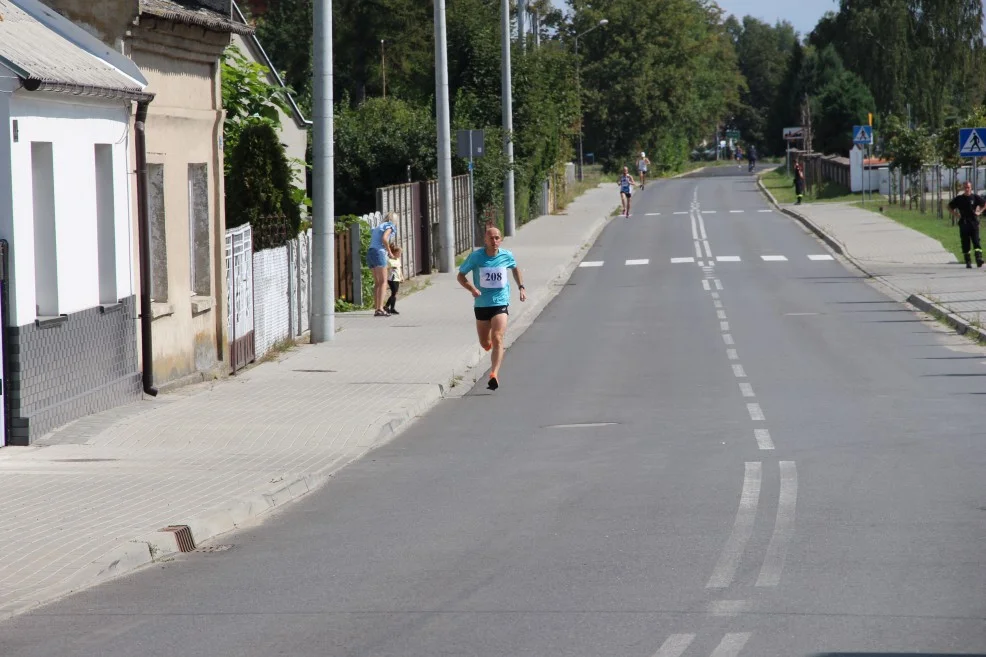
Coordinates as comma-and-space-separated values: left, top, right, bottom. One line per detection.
457, 272, 481, 298
511, 267, 526, 302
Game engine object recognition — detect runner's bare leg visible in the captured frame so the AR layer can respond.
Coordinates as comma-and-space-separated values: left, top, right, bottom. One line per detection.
489, 313, 508, 377
475, 320, 492, 352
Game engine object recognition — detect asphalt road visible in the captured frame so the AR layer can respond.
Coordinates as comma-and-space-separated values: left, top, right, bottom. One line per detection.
2, 165, 985, 657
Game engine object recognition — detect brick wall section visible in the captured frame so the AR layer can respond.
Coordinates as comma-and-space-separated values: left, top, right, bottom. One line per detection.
7, 296, 141, 445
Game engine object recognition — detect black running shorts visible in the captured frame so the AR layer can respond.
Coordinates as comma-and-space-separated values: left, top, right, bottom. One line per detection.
474, 305, 509, 321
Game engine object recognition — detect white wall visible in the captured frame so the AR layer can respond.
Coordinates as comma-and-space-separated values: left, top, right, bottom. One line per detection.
7, 92, 134, 325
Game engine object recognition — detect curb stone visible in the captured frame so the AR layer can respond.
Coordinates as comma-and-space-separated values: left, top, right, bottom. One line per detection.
0, 199, 616, 623
756, 175, 986, 342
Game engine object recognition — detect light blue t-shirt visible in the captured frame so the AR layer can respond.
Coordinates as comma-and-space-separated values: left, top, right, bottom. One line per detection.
459, 248, 517, 308
370, 221, 396, 250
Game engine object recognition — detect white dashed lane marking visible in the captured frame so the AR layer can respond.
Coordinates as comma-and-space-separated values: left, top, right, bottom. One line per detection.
720, 321, 731, 332
727, 348, 738, 360
758, 209, 773, 213
808, 254, 834, 261
761, 255, 788, 261
716, 256, 741, 262
625, 259, 650, 266
755, 428, 775, 450
739, 382, 755, 397
729, 210, 744, 213
710, 633, 753, 657
702, 280, 711, 291
650, 634, 695, 657
645, 212, 661, 216
732, 364, 746, 378
579, 261, 604, 268
672, 257, 696, 264
723, 334, 735, 345
747, 403, 765, 421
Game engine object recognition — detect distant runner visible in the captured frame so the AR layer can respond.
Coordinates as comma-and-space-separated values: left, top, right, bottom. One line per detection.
457, 226, 527, 390
948, 181, 985, 268
636, 152, 651, 189
619, 166, 636, 217
747, 144, 758, 173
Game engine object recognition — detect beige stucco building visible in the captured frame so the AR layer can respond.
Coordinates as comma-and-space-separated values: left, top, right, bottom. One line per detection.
39, 0, 252, 388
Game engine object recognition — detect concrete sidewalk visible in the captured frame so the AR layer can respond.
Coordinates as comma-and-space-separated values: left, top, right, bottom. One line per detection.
0, 185, 620, 620
760, 184, 986, 341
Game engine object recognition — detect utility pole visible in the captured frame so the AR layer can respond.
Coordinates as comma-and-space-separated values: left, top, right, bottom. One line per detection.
311, 0, 334, 342
501, 0, 516, 236
434, 0, 455, 272
381, 39, 386, 99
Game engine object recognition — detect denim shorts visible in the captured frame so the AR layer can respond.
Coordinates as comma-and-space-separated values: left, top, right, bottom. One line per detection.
366, 247, 387, 268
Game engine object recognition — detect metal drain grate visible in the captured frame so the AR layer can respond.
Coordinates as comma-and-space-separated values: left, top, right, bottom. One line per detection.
160, 525, 196, 552
195, 544, 233, 553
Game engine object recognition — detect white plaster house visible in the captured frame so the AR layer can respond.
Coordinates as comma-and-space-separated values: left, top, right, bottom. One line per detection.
0, 0, 152, 445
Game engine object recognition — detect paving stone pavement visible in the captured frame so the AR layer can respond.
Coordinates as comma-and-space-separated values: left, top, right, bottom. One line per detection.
783, 201, 986, 333
0, 185, 620, 620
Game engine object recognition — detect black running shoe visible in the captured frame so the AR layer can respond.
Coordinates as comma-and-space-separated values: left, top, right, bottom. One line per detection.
487, 376, 499, 391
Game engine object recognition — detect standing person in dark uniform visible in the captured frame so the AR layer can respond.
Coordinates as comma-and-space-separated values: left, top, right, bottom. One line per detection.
948, 181, 985, 268
794, 160, 806, 205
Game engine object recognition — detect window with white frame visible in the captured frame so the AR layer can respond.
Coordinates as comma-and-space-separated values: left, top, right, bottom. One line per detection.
31, 142, 58, 317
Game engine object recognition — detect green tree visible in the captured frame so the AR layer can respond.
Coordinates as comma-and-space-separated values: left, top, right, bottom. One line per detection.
252, 0, 314, 114
571, 0, 742, 170
226, 123, 302, 247
220, 45, 293, 172
333, 96, 437, 215
813, 71, 876, 154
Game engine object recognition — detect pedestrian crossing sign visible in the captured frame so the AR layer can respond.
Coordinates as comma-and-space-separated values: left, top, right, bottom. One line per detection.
959, 128, 986, 157
852, 125, 873, 145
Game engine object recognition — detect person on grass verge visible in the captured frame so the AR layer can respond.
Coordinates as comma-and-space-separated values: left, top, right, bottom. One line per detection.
366, 212, 398, 316
948, 181, 985, 269
457, 226, 527, 391
794, 160, 806, 205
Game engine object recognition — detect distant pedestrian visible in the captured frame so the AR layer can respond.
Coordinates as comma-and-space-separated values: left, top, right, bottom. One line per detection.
636, 152, 651, 189
384, 245, 403, 315
948, 181, 985, 268
747, 144, 758, 173
618, 166, 636, 217
367, 212, 398, 316
456, 226, 526, 391
794, 160, 806, 205
735, 146, 743, 169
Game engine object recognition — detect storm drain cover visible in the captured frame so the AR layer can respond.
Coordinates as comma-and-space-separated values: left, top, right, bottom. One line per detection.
195, 544, 234, 553
159, 525, 196, 552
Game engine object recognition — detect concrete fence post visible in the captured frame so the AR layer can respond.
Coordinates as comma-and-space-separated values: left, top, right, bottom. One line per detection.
350, 222, 363, 307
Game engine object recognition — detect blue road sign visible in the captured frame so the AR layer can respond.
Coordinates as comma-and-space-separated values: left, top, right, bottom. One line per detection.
852, 125, 873, 145
959, 128, 986, 157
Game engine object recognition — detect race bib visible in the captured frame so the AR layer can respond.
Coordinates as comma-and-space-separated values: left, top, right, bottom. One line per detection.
479, 266, 507, 289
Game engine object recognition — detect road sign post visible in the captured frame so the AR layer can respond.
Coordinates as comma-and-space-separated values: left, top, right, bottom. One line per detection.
783, 127, 805, 175
853, 126, 875, 204
958, 128, 986, 192
457, 129, 485, 245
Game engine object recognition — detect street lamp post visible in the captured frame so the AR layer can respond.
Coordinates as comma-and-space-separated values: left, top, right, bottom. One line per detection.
575, 19, 608, 182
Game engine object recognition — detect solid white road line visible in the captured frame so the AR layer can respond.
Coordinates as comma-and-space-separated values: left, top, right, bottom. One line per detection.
710, 633, 753, 657
702, 280, 712, 291
716, 256, 741, 262
714, 279, 724, 290
650, 634, 695, 657
747, 403, 765, 421
757, 461, 798, 587
808, 254, 834, 261
739, 382, 755, 397
579, 261, 604, 268
727, 348, 738, 360
707, 600, 752, 617
754, 429, 775, 450
672, 257, 695, 264
761, 255, 788, 261
694, 241, 704, 258
732, 364, 746, 378
723, 334, 735, 345
717, 310, 727, 319
721, 321, 731, 332
707, 462, 762, 589
626, 259, 650, 266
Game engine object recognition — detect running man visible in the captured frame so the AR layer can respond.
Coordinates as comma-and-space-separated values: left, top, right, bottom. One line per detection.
948, 181, 985, 268
457, 226, 527, 390
636, 152, 651, 189
618, 166, 636, 217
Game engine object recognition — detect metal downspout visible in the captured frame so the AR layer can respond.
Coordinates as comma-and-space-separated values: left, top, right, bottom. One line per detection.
135, 100, 158, 397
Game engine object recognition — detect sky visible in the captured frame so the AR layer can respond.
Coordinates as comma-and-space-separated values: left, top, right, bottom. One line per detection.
549, 1, 838, 37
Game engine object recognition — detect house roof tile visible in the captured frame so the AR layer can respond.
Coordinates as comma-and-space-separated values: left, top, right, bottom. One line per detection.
140, 0, 254, 35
